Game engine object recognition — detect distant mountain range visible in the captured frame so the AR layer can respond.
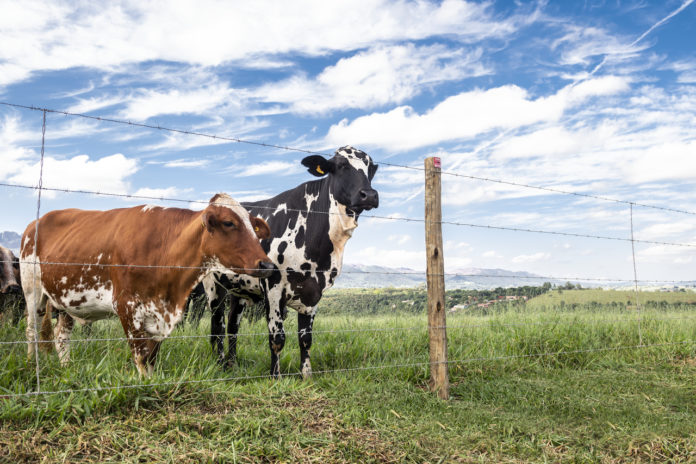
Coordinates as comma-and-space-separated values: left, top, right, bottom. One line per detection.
0, 231, 21, 252
335, 264, 696, 290
336, 264, 561, 289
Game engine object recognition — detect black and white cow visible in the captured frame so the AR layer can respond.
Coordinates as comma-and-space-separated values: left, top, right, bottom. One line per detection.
192, 146, 378, 377
0, 245, 21, 295
0, 245, 24, 324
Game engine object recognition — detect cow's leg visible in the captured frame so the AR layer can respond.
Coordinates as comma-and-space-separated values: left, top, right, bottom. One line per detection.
209, 283, 228, 365
23, 278, 46, 360
298, 310, 316, 379
39, 300, 55, 353
187, 284, 207, 328
81, 321, 93, 336
127, 332, 161, 377
53, 308, 75, 365
116, 302, 162, 377
224, 296, 246, 368
264, 285, 286, 378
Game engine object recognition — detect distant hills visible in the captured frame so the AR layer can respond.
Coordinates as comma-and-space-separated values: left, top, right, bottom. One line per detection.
0, 231, 21, 252
336, 264, 696, 290
336, 264, 560, 289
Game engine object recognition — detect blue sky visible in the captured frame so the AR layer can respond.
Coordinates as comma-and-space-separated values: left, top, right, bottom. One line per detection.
1, 0, 695, 283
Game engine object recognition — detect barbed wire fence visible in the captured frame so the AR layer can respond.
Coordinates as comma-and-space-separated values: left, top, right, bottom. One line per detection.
0, 101, 694, 400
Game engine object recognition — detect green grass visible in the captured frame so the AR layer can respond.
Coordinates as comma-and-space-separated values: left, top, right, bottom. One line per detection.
2, 302, 696, 462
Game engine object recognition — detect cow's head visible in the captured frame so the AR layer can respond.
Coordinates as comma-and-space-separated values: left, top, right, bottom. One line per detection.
0, 245, 21, 294
301, 146, 379, 216
201, 194, 275, 278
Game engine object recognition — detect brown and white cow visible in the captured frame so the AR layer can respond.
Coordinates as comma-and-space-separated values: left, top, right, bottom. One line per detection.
20, 193, 274, 376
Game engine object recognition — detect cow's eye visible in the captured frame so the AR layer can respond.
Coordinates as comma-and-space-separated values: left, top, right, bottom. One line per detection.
222, 221, 236, 228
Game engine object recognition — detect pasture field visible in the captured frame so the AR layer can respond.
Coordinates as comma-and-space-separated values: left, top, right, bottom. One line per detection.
2, 293, 696, 463
526, 288, 696, 311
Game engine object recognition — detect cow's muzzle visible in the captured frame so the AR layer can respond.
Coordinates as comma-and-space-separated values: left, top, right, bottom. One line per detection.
252, 261, 276, 279
355, 188, 379, 211
1, 284, 21, 295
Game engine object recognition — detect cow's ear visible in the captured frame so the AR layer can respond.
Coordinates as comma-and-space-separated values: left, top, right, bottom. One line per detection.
368, 163, 378, 180
201, 211, 217, 233
250, 216, 271, 240
301, 155, 334, 177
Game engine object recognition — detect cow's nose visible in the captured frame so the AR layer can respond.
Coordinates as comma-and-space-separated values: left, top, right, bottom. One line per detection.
2, 284, 21, 294
8, 284, 21, 294
254, 261, 276, 278
359, 189, 379, 208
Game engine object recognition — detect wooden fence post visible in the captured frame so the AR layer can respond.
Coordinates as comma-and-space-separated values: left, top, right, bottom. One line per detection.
424, 156, 449, 399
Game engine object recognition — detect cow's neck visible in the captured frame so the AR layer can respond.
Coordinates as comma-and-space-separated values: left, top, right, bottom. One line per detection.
160, 215, 210, 311
327, 191, 358, 276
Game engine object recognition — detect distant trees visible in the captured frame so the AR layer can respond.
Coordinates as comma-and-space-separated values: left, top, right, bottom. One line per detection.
319, 284, 557, 315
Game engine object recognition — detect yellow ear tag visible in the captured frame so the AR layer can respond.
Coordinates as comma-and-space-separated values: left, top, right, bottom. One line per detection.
316, 165, 324, 175
255, 226, 259, 232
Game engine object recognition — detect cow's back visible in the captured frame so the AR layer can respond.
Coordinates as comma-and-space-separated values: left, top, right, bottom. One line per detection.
23, 206, 195, 264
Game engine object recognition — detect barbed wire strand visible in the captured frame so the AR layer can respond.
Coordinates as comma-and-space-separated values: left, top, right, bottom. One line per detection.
0, 101, 694, 217
1, 340, 691, 399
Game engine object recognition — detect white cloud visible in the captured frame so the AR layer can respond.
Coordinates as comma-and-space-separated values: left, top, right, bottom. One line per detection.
118, 84, 237, 121
162, 159, 210, 168
229, 191, 273, 203
8, 153, 138, 198
132, 187, 187, 200
635, 244, 696, 268
345, 246, 425, 270
362, 212, 408, 226
387, 234, 411, 245
0, 0, 516, 88
552, 25, 648, 67
489, 125, 615, 161
0, 114, 140, 198
325, 76, 629, 150
511, 252, 551, 264
639, 222, 696, 240
66, 95, 127, 114
233, 161, 302, 177
625, 140, 696, 183
254, 44, 489, 114
136, 114, 272, 152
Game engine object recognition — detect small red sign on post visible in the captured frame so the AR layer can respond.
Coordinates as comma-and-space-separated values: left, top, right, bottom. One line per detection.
433, 157, 441, 168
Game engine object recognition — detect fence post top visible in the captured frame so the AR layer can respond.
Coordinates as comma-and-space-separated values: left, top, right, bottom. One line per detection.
424, 157, 441, 169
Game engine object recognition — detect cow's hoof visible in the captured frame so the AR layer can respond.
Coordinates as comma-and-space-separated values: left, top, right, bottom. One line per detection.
222, 357, 237, 371
301, 361, 312, 379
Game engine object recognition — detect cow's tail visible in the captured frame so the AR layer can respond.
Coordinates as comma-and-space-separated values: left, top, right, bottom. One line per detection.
39, 301, 55, 353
